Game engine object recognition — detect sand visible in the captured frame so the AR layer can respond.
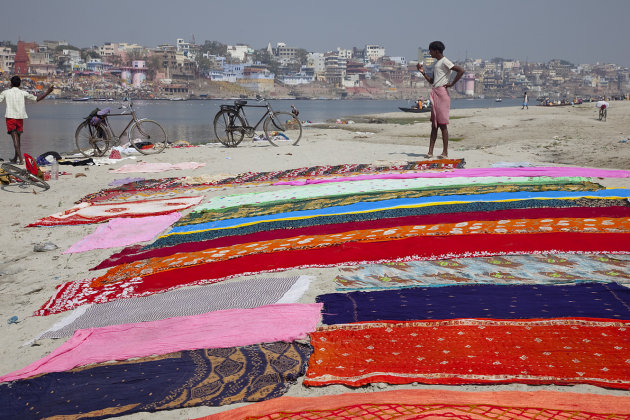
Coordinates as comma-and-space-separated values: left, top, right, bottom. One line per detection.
0, 101, 628, 419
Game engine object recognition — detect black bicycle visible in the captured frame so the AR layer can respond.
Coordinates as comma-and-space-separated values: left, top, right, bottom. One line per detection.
213, 96, 302, 147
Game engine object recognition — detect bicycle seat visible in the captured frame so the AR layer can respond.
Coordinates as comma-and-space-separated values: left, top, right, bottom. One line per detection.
234, 100, 248, 106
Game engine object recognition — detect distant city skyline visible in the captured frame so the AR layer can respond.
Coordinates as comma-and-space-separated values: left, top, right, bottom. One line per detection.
2, 0, 629, 67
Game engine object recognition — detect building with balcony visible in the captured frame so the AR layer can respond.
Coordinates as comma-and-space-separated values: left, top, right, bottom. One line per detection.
0, 46, 15, 73
365, 45, 385, 62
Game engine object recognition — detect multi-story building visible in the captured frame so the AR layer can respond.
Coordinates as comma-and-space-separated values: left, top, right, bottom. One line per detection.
365, 45, 385, 62
226, 44, 252, 62
0, 46, 15, 73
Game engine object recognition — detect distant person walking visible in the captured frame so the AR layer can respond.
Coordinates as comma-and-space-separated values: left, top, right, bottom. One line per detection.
522, 91, 529, 109
416, 41, 464, 159
0, 76, 53, 164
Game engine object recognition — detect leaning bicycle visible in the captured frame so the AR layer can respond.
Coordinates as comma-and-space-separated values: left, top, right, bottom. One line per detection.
75, 102, 168, 157
0, 162, 50, 191
213, 96, 302, 147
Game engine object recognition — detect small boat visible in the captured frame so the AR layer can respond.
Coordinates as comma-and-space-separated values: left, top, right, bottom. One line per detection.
398, 106, 431, 113
72, 96, 91, 102
495, 98, 502, 102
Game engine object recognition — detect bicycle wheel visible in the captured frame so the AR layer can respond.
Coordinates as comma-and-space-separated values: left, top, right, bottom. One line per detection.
129, 119, 168, 155
213, 110, 245, 147
263, 112, 302, 146
75, 121, 111, 157
1, 163, 50, 191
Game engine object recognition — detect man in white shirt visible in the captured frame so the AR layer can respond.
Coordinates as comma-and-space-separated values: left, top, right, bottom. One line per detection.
0, 76, 54, 164
417, 41, 465, 159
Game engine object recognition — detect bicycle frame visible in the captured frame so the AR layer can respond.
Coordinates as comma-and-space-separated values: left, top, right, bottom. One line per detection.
100, 105, 140, 142
232, 101, 276, 132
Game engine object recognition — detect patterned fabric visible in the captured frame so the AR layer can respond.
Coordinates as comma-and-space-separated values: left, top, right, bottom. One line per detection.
276, 166, 630, 186
76, 177, 214, 204
76, 159, 465, 204
304, 319, 630, 389
182, 180, 600, 226
36, 232, 630, 316
192, 176, 595, 214
197, 390, 630, 420
26, 196, 203, 227
94, 205, 630, 270
317, 282, 630, 324
149, 195, 630, 250
0, 342, 311, 419
35, 276, 310, 340
90, 217, 630, 288
335, 253, 630, 290
2, 303, 321, 383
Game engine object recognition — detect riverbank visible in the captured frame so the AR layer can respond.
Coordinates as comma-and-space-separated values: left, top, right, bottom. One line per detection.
0, 101, 628, 419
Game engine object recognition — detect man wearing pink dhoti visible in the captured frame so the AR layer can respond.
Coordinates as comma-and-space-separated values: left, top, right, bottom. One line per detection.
417, 41, 465, 159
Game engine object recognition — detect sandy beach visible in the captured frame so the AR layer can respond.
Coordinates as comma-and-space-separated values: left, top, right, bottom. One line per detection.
1, 101, 629, 419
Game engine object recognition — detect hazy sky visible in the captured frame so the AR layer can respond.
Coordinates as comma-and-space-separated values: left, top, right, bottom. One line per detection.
2, 0, 628, 66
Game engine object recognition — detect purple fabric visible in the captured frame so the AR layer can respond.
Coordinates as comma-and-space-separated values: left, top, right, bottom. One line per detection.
274, 167, 630, 186
63, 213, 182, 254
0, 303, 322, 383
430, 86, 450, 127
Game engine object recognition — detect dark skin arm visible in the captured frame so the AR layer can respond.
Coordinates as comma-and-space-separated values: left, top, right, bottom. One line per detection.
36, 85, 54, 102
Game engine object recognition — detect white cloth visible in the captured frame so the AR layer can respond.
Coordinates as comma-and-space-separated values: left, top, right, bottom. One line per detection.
432, 57, 455, 88
0, 87, 37, 118
596, 100, 609, 108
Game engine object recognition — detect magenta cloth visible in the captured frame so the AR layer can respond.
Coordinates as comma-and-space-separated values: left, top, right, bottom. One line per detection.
111, 162, 206, 173
274, 166, 630, 186
63, 213, 182, 254
0, 303, 322, 383
430, 86, 450, 127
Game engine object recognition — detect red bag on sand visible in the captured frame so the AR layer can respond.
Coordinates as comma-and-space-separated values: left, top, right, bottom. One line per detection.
109, 149, 121, 159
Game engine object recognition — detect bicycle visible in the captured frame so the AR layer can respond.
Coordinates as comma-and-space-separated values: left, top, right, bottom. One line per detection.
213, 96, 302, 147
75, 101, 168, 157
0, 162, 50, 191
598, 106, 607, 121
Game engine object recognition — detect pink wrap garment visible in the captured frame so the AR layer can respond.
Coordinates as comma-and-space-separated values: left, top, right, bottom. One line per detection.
430, 86, 451, 127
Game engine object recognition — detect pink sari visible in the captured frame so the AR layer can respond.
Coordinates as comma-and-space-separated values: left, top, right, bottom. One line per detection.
430, 86, 450, 127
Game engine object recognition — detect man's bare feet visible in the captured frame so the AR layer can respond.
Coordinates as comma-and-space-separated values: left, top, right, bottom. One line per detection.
437, 154, 448, 159
424, 154, 434, 159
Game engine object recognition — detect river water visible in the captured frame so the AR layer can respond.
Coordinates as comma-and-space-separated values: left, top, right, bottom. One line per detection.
0, 97, 524, 159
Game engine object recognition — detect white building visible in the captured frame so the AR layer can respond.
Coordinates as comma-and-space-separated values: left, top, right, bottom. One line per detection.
0, 46, 15, 73
226, 44, 252, 62
365, 45, 385, 62
307, 53, 326, 74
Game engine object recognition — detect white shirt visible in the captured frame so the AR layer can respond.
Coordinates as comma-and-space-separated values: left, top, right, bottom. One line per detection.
432, 57, 455, 88
0, 87, 37, 119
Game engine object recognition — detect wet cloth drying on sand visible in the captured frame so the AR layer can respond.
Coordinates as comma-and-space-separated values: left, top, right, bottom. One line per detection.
63, 212, 182, 253
94, 204, 630, 270
27, 196, 203, 227
1, 303, 321, 383
198, 389, 630, 420
276, 166, 630, 186
36, 231, 630, 316
90, 216, 630, 287
34, 276, 312, 340
181, 178, 599, 226
304, 318, 630, 389
77, 159, 466, 204
316, 282, 630, 324
0, 342, 311, 419
335, 253, 630, 290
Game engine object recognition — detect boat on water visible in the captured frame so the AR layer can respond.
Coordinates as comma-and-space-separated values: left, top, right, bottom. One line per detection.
398, 106, 431, 113
495, 97, 502, 102
72, 96, 91, 102
94, 98, 114, 102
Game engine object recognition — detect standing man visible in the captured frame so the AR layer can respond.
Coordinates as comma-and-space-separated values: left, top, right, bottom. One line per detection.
522, 91, 529, 109
0, 76, 54, 164
417, 41, 464, 159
